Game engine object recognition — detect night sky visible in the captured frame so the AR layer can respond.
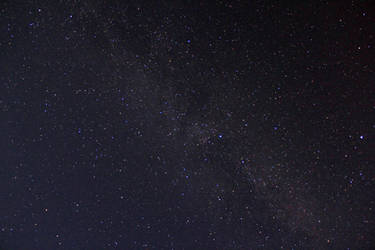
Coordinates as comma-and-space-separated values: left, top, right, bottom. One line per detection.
1, 0, 374, 249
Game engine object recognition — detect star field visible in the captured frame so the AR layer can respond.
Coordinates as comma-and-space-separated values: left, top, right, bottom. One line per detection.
1, 0, 374, 249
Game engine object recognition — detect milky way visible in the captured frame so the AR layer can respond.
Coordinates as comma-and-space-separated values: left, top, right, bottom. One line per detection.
1, 1, 374, 249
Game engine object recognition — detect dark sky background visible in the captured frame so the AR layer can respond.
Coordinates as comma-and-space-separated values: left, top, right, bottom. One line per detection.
1, 0, 374, 249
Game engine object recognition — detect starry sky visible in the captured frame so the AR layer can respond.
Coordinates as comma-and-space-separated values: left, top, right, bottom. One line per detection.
1, 0, 374, 249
